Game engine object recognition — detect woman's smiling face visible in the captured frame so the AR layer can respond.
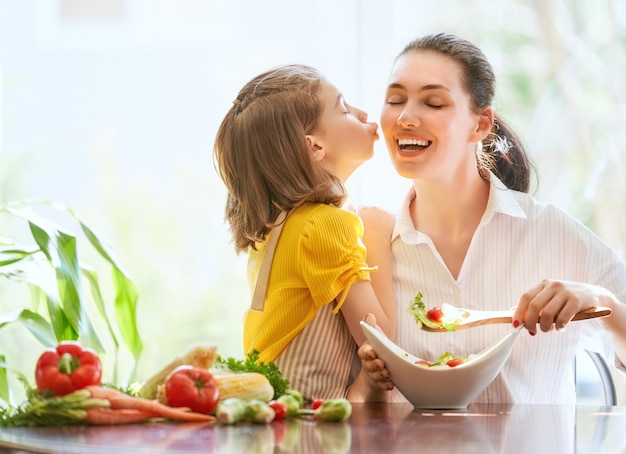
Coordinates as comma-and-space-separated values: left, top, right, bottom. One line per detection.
380, 50, 487, 182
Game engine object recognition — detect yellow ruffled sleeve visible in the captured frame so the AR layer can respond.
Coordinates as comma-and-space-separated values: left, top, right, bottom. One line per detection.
297, 205, 376, 314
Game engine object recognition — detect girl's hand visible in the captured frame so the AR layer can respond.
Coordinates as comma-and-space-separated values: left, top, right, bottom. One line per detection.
513, 279, 613, 335
358, 314, 394, 391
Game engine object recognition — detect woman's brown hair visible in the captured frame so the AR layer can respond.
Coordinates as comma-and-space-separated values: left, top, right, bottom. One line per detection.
213, 64, 346, 253
399, 33, 535, 193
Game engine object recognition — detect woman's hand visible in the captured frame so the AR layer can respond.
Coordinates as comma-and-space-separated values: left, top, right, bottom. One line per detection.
513, 279, 616, 335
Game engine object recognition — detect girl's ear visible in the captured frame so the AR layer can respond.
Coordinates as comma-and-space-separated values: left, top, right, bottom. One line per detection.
472, 106, 494, 142
306, 134, 326, 162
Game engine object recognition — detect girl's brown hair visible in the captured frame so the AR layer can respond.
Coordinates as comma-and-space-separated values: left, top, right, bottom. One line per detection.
399, 33, 535, 193
213, 64, 346, 252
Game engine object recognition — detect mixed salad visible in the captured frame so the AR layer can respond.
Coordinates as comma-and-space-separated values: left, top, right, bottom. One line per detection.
407, 292, 465, 331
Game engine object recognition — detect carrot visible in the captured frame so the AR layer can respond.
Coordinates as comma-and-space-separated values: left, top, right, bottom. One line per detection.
85, 408, 161, 425
84, 386, 215, 423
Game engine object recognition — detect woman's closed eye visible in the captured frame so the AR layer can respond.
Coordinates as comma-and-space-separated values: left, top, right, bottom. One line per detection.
385, 94, 406, 105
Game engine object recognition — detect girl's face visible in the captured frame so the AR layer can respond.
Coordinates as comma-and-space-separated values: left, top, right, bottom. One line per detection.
308, 81, 379, 181
380, 50, 490, 182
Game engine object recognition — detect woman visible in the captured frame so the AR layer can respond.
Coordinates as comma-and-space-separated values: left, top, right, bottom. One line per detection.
214, 64, 394, 402
360, 33, 626, 404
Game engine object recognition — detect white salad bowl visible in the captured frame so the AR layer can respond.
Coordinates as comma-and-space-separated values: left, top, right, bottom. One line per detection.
360, 321, 523, 409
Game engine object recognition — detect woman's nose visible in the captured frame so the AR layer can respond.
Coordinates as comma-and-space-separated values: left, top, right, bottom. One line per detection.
396, 108, 418, 128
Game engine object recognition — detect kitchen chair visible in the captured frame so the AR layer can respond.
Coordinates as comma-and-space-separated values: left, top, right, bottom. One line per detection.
575, 349, 617, 406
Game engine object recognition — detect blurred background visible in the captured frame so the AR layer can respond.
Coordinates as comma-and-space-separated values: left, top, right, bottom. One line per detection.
1, 0, 624, 404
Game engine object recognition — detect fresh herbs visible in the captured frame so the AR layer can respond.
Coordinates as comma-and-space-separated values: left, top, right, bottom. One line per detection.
0, 380, 102, 427
216, 350, 290, 399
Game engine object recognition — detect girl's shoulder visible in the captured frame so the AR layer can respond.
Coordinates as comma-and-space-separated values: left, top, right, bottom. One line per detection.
291, 203, 358, 225
287, 203, 362, 240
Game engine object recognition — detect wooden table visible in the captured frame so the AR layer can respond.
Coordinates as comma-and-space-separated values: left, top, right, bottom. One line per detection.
1, 403, 625, 453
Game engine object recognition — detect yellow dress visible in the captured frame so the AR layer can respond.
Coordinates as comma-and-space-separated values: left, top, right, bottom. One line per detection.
244, 203, 374, 363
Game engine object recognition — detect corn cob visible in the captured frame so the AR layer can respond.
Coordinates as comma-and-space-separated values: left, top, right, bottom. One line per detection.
212, 370, 274, 402
138, 343, 218, 399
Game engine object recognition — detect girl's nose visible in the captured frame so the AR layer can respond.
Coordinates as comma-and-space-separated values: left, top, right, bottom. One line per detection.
357, 108, 368, 123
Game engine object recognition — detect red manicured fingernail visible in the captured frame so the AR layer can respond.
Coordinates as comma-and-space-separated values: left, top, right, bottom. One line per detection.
513, 320, 520, 328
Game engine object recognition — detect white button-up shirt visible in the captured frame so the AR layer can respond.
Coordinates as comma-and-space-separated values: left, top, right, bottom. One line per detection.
390, 174, 626, 404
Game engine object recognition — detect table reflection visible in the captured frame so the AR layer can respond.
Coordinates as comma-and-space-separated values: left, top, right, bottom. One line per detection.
0, 404, 625, 453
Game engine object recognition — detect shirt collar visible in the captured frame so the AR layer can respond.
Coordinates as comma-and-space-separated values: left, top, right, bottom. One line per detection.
392, 171, 527, 243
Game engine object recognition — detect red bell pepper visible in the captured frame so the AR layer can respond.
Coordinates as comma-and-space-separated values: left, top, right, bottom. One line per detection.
35, 341, 103, 396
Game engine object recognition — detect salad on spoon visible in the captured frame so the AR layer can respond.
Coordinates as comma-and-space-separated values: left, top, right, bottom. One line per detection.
408, 292, 612, 333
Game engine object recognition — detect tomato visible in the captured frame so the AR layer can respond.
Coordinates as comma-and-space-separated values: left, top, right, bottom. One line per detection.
446, 358, 464, 368
35, 341, 102, 396
268, 400, 288, 420
271, 419, 287, 446
311, 399, 324, 410
415, 360, 431, 367
426, 307, 444, 323
164, 365, 220, 414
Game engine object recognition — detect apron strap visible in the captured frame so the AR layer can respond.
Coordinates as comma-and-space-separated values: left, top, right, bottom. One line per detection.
251, 211, 287, 312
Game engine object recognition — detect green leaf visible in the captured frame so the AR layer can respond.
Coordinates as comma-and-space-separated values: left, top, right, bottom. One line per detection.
6, 206, 105, 352
81, 267, 120, 383
112, 269, 143, 375
0, 355, 8, 403
81, 267, 119, 349
67, 208, 131, 276
0, 309, 57, 347
67, 208, 143, 366
1, 201, 143, 387
0, 244, 39, 267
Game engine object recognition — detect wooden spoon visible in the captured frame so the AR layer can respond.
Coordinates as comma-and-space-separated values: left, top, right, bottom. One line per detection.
420, 306, 612, 333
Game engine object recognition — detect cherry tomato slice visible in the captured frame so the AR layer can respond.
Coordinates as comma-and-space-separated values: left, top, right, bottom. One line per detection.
311, 399, 324, 410
269, 400, 288, 420
427, 307, 444, 323
446, 358, 464, 367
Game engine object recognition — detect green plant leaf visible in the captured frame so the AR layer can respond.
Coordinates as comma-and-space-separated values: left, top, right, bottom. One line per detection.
112, 268, 142, 378
81, 267, 120, 383
81, 267, 119, 349
67, 209, 143, 367
0, 308, 57, 347
0, 355, 8, 403
0, 244, 39, 267
6, 206, 104, 352
1, 201, 143, 387
2, 255, 78, 343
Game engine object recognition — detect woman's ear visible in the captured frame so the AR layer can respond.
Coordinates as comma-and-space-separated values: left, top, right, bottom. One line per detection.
306, 134, 326, 162
473, 106, 494, 141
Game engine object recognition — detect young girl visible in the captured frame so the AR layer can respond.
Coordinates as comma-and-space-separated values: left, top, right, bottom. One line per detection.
213, 64, 395, 402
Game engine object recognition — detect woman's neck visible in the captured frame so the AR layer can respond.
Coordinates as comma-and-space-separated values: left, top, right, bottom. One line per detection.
410, 172, 490, 279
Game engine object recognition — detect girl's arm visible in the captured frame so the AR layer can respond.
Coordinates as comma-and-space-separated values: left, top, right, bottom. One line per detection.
359, 206, 396, 337
339, 207, 396, 344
